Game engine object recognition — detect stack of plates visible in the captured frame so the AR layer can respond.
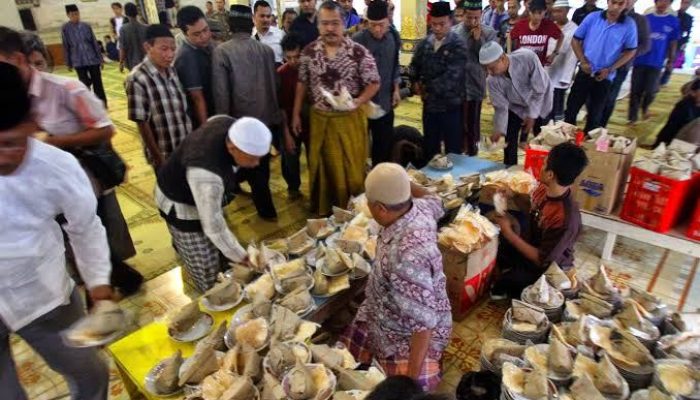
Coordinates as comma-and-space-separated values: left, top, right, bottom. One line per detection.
521, 286, 565, 324
610, 358, 656, 392
480, 338, 526, 376
502, 309, 551, 345
652, 359, 700, 400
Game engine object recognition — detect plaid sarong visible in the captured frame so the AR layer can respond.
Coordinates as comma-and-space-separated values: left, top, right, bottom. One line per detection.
339, 322, 443, 391
166, 224, 224, 292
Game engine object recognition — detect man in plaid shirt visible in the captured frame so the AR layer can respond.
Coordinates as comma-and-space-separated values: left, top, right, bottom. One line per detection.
127, 24, 192, 171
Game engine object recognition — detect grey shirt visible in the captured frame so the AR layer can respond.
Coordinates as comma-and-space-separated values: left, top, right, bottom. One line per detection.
119, 21, 148, 70
212, 33, 282, 127
452, 23, 497, 101
175, 40, 215, 126
352, 28, 401, 112
487, 48, 553, 133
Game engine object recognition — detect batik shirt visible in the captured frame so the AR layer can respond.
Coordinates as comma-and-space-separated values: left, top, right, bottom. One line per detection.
298, 37, 380, 112
354, 196, 453, 360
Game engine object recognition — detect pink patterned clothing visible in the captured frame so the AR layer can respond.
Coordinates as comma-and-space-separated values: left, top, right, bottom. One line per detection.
298, 37, 380, 112
351, 196, 452, 361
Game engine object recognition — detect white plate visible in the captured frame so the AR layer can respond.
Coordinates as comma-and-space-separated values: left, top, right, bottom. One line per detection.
61, 310, 127, 348
200, 284, 244, 312
144, 359, 184, 397
167, 313, 214, 342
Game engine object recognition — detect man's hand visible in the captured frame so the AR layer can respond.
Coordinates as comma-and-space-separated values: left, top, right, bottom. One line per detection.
119, 62, 125, 73
490, 132, 504, 144
412, 82, 422, 97
580, 61, 592, 75
493, 215, 514, 237
522, 117, 535, 135
292, 113, 302, 136
284, 130, 297, 154
392, 87, 401, 108
595, 68, 610, 81
546, 52, 557, 64
471, 25, 481, 40
89, 285, 114, 304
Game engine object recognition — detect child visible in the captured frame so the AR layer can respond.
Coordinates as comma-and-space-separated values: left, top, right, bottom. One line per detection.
491, 142, 588, 299
278, 32, 307, 199
104, 35, 119, 61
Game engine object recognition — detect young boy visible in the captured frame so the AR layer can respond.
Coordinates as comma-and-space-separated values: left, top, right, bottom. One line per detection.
278, 32, 307, 199
491, 142, 588, 299
104, 35, 120, 61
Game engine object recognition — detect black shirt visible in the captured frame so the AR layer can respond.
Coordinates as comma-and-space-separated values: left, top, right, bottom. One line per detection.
290, 14, 319, 49
654, 96, 700, 146
174, 40, 215, 128
572, 4, 603, 25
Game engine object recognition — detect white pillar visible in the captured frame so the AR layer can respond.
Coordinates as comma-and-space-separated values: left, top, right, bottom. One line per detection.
0, 0, 23, 29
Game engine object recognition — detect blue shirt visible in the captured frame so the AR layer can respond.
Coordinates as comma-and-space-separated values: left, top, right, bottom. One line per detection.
61, 22, 103, 68
573, 11, 638, 81
634, 13, 680, 69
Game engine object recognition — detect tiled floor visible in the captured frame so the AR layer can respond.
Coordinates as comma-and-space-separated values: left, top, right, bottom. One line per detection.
9, 65, 698, 399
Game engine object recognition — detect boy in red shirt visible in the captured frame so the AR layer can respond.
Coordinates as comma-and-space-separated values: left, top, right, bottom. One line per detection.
509, 0, 563, 65
278, 32, 308, 199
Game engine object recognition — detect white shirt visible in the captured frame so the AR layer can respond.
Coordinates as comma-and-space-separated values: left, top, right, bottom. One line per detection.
546, 20, 579, 90
252, 26, 285, 64
0, 139, 111, 331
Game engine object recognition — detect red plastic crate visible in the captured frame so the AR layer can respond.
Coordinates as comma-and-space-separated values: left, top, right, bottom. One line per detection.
687, 199, 700, 241
524, 131, 585, 179
620, 168, 699, 233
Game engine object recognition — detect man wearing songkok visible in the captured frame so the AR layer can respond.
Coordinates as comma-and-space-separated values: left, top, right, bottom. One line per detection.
353, 0, 402, 165
127, 24, 192, 171
0, 62, 112, 400
453, 0, 497, 156
480, 41, 552, 166
292, 1, 380, 216
213, 4, 281, 220
545, 0, 578, 121
409, 1, 468, 160
491, 143, 588, 299
156, 116, 272, 291
340, 163, 452, 391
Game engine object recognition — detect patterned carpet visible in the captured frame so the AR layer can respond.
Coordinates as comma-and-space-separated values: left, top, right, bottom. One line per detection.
9, 64, 694, 399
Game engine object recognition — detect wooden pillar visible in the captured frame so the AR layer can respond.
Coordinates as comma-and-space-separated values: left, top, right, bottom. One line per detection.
399, 0, 427, 52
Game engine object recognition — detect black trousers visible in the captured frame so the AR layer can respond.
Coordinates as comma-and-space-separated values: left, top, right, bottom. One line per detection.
564, 71, 612, 133
423, 107, 463, 160
368, 110, 395, 166
505, 111, 524, 166
548, 88, 567, 122
628, 65, 662, 122
75, 65, 107, 107
463, 100, 482, 156
491, 238, 544, 299
237, 154, 277, 219
599, 66, 630, 127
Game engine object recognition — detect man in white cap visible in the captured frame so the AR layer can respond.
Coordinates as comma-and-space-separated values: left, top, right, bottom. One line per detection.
479, 41, 552, 166
340, 163, 452, 391
155, 115, 272, 291
545, 0, 578, 121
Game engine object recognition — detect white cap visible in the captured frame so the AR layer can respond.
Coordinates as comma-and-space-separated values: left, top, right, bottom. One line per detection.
553, 0, 569, 8
227, 117, 272, 157
364, 163, 411, 206
479, 41, 504, 65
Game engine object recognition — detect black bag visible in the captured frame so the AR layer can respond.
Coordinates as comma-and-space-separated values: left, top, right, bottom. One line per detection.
74, 143, 126, 190
456, 371, 501, 400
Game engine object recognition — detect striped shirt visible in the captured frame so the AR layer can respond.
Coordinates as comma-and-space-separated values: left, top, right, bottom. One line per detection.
61, 22, 102, 68
126, 57, 192, 165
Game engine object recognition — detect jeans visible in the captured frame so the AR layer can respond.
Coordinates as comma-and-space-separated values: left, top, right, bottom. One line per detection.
422, 107, 463, 160
75, 64, 107, 107
368, 110, 395, 165
565, 71, 612, 133
628, 65, 662, 122
548, 88, 567, 122
463, 100, 482, 156
599, 66, 630, 127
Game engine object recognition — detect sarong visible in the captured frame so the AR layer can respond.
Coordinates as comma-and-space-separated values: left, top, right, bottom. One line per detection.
308, 107, 368, 216
166, 224, 223, 292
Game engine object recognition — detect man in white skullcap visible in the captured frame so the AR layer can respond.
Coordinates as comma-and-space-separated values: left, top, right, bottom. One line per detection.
340, 163, 452, 391
480, 40, 552, 166
155, 115, 272, 291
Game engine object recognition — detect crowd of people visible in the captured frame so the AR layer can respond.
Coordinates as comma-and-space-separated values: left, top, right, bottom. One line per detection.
0, 0, 698, 397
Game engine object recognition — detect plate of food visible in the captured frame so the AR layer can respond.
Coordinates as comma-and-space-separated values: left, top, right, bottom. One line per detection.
200, 276, 244, 312
61, 301, 126, 348
428, 154, 453, 171
167, 301, 214, 343
144, 350, 185, 397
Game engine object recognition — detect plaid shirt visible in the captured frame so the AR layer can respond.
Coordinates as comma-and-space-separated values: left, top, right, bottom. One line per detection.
126, 57, 192, 165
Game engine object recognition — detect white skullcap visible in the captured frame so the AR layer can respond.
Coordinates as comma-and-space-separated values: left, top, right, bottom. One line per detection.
365, 163, 411, 205
479, 41, 504, 65
553, 0, 570, 7
227, 117, 272, 157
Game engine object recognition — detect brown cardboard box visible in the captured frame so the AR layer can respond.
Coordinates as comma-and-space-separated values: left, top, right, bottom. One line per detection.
441, 236, 499, 321
572, 138, 637, 215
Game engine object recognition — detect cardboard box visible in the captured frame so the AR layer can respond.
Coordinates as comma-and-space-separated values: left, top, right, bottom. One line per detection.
572, 138, 637, 215
441, 236, 499, 321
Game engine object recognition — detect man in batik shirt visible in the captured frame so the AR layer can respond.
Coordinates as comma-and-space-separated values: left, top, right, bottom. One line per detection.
292, 1, 379, 216
341, 163, 452, 391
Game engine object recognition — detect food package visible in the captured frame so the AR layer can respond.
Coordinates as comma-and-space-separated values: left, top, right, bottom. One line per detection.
323, 247, 350, 275
588, 128, 632, 153
572, 353, 597, 379
566, 293, 615, 319
549, 337, 574, 375
320, 87, 355, 112
428, 154, 452, 169
332, 206, 355, 224
245, 273, 276, 301
261, 372, 287, 400
657, 362, 697, 396
523, 368, 549, 400
362, 101, 386, 120
287, 360, 317, 400
484, 170, 538, 195
312, 269, 330, 296
229, 262, 256, 284
279, 274, 314, 295
178, 346, 219, 386
525, 345, 547, 372
268, 341, 308, 377
198, 320, 228, 352
222, 344, 262, 382
168, 301, 203, 335
153, 350, 183, 394
272, 259, 306, 281
363, 236, 377, 260
204, 276, 241, 306
594, 353, 624, 396
484, 339, 527, 362
263, 238, 289, 255
615, 301, 645, 331
252, 297, 273, 320
544, 262, 572, 290
633, 140, 698, 179
288, 228, 315, 256
629, 288, 661, 315
494, 192, 508, 216
341, 225, 369, 243
511, 300, 548, 331
307, 219, 335, 239
439, 205, 498, 254
337, 368, 384, 391
570, 374, 606, 400
201, 370, 237, 400
270, 305, 303, 341
234, 317, 269, 349
351, 253, 371, 276
278, 287, 314, 314
310, 344, 345, 370
528, 275, 561, 307
65, 300, 125, 342
589, 327, 654, 368
219, 375, 257, 400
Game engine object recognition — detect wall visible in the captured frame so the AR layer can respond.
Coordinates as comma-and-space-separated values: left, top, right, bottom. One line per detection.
0, 0, 23, 29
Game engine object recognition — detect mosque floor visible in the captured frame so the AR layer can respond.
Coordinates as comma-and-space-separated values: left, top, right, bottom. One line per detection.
10, 63, 698, 399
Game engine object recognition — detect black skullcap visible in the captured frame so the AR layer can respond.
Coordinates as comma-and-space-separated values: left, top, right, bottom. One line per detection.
145, 24, 174, 41
366, 0, 388, 20
528, 0, 547, 11
0, 62, 31, 131
230, 4, 253, 18
65, 4, 79, 13
430, 1, 451, 17
463, 0, 483, 10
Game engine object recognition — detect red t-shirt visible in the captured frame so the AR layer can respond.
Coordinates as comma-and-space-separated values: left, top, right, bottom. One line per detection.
277, 63, 298, 123
510, 19, 562, 65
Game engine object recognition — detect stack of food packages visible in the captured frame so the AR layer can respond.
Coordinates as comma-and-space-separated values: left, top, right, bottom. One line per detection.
438, 204, 499, 254
483, 169, 538, 198
482, 264, 699, 400
147, 205, 387, 400
528, 121, 580, 151
406, 166, 479, 211
633, 140, 700, 181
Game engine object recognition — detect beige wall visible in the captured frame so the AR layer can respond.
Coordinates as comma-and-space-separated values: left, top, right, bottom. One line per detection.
0, 0, 23, 29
